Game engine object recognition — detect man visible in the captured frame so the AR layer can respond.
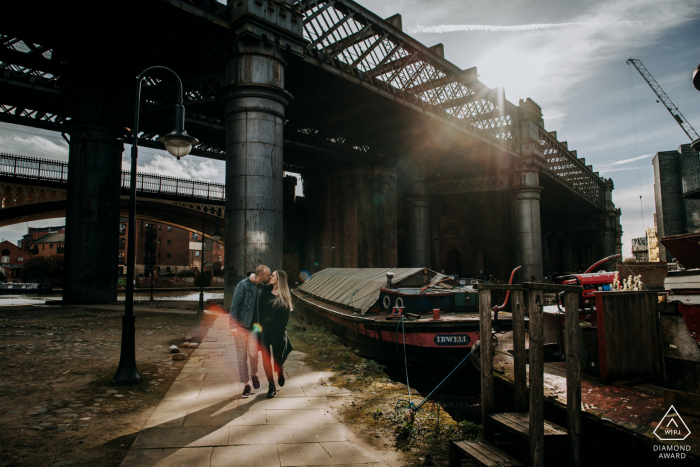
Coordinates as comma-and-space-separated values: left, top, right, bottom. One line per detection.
230, 264, 271, 397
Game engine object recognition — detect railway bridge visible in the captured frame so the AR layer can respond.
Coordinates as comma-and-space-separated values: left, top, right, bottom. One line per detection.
0, 153, 226, 236
1, 0, 621, 303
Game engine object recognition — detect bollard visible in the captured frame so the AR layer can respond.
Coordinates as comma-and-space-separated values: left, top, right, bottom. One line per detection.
433, 308, 440, 320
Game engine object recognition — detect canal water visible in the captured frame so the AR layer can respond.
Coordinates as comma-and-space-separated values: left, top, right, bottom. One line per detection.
0, 290, 224, 306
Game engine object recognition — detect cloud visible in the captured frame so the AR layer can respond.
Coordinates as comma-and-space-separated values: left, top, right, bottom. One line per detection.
0, 130, 68, 161
543, 113, 567, 120
406, 22, 597, 34
597, 153, 654, 168
408, 0, 699, 108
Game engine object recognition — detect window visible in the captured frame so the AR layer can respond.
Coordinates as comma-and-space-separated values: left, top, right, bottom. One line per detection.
192, 233, 198, 240
167, 226, 172, 232
42, 245, 45, 250
167, 253, 171, 259
50, 244, 53, 249
167, 239, 171, 246
195, 251, 200, 257
18, 256, 23, 262
119, 224, 126, 236
218, 255, 222, 262
119, 238, 125, 250
118, 252, 124, 264
166, 267, 171, 272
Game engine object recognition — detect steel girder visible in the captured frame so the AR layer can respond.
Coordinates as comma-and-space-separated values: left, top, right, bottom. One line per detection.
536, 128, 605, 210
0, 1, 610, 211
297, 0, 519, 152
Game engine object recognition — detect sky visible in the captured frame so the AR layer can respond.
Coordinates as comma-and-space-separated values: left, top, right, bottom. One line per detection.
1, 0, 700, 258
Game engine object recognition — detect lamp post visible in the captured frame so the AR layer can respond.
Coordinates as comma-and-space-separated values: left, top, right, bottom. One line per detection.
113, 67, 198, 384
198, 207, 222, 315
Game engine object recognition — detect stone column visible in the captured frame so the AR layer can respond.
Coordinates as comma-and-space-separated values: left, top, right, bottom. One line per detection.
64, 123, 124, 303
511, 138, 545, 282
221, 2, 304, 309
407, 178, 431, 267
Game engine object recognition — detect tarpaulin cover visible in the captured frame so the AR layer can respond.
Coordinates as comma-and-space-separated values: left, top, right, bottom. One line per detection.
298, 268, 448, 315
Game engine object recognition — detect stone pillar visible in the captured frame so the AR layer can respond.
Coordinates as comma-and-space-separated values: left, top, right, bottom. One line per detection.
64, 123, 123, 303
511, 137, 545, 282
407, 178, 431, 267
221, 1, 304, 309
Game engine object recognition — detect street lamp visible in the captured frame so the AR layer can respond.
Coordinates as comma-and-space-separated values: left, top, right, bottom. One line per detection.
198, 207, 222, 315
113, 67, 198, 385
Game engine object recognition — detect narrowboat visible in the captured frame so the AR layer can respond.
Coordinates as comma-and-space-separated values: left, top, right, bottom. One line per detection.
0, 283, 52, 294
292, 268, 505, 367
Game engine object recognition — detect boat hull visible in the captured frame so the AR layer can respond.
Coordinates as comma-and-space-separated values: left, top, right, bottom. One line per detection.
293, 290, 482, 367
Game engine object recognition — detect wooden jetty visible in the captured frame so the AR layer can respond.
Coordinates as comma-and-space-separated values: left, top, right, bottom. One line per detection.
450, 286, 700, 466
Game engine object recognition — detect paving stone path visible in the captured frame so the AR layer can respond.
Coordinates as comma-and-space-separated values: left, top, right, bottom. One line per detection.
120, 315, 398, 467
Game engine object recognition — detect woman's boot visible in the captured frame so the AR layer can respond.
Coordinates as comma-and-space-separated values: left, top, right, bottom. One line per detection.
267, 381, 277, 398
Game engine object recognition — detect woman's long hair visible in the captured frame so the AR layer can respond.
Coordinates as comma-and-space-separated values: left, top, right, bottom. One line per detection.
273, 270, 293, 311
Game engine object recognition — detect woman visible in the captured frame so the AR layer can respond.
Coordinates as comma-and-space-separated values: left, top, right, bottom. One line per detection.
257, 270, 293, 398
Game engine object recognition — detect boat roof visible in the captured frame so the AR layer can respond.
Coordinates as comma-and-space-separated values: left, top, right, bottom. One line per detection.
298, 268, 451, 315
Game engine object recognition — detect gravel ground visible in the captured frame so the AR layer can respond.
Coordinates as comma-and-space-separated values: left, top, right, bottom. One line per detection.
0, 303, 217, 467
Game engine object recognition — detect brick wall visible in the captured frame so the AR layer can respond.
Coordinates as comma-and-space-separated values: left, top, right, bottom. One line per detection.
0, 240, 29, 280
303, 166, 398, 271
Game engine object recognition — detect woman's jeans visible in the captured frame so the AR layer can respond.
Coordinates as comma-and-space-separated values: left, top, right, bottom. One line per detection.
258, 330, 284, 382
233, 327, 259, 383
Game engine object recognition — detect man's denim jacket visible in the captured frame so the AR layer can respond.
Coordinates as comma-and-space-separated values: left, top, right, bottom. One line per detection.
230, 277, 262, 329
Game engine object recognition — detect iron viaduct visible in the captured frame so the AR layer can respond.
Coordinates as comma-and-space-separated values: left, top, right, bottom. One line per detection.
1, 0, 622, 305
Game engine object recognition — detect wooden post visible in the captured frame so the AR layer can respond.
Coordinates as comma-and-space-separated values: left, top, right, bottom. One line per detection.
479, 289, 494, 435
529, 287, 544, 467
565, 291, 581, 467
512, 289, 527, 412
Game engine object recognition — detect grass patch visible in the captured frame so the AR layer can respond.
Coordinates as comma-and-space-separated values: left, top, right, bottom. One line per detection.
286, 313, 481, 466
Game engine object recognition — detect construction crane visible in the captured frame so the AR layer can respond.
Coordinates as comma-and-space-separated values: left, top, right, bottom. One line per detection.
627, 58, 699, 142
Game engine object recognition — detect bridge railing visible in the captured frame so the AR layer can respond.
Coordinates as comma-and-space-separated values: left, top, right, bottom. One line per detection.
121, 171, 225, 201
0, 152, 226, 201
0, 153, 68, 182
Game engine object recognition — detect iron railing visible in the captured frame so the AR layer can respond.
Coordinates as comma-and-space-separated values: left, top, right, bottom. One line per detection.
0, 152, 226, 201
121, 171, 225, 201
0, 153, 67, 182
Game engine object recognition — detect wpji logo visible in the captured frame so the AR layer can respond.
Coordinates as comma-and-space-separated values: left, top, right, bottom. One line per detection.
654, 405, 691, 441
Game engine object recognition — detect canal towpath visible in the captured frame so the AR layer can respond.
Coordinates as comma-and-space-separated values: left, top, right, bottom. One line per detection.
119, 314, 402, 467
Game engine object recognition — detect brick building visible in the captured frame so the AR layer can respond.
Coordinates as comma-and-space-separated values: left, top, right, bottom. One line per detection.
118, 219, 193, 276
0, 240, 28, 281
188, 230, 224, 274
652, 143, 700, 261
30, 232, 65, 259
19, 226, 64, 253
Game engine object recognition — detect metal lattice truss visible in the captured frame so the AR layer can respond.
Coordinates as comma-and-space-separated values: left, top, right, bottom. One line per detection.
297, 0, 518, 152
537, 129, 604, 209
0, 35, 59, 92
0, 105, 67, 130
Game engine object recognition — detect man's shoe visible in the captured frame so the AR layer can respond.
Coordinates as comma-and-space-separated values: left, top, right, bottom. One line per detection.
267, 382, 276, 399
251, 375, 260, 389
242, 385, 251, 398
278, 373, 285, 387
